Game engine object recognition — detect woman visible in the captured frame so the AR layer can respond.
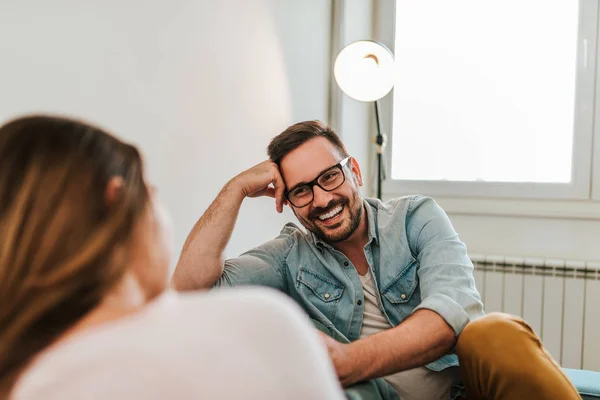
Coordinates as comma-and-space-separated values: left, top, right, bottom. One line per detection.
0, 115, 344, 399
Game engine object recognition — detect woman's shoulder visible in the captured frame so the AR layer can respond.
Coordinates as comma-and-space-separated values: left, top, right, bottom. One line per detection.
14, 288, 326, 399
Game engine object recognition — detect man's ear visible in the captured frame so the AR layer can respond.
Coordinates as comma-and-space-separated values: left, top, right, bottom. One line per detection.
349, 157, 363, 187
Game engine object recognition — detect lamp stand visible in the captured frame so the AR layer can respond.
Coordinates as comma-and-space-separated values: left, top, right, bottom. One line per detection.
373, 100, 386, 200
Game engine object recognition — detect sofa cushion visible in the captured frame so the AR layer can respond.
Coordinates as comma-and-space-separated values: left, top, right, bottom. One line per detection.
563, 368, 600, 399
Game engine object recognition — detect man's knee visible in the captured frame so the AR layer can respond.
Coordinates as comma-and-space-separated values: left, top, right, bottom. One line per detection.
456, 314, 580, 399
457, 313, 534, 362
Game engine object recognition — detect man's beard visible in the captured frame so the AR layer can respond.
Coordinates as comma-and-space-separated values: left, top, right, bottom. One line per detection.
299, 192, 363, 244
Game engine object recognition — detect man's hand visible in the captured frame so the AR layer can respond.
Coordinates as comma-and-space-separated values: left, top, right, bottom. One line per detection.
231, 160, 287, 213
317, 331, 357, 387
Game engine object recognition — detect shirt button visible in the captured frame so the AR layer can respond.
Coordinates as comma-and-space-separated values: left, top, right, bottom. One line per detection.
344, 261, 349, 266
357, 300, 362, 306
324, 293, 330, 299
401, 294, 407, 300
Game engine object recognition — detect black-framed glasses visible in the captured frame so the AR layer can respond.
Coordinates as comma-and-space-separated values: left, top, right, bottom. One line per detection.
285, 157, 351, 208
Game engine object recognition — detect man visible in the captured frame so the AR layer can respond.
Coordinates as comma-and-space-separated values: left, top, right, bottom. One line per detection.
173, 121, 579, 400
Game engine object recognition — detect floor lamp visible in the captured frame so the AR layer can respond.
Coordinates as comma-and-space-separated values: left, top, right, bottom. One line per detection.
334, 40, 395, 199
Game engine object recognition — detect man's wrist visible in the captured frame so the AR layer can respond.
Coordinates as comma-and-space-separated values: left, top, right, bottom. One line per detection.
224, 177, 248, 201
340, 340, 371, 387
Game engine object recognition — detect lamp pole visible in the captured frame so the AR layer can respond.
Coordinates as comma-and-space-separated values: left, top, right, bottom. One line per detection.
374, 100, 386, 200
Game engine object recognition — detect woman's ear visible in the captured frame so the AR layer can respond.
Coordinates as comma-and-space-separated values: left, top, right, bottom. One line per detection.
105, 176, 125, 206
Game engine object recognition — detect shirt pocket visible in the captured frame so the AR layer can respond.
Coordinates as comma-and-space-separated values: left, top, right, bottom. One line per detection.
381, 258, 421, 318
297, 267, 344, 321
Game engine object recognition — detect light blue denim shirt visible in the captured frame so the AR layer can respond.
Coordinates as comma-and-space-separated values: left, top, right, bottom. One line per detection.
216, 195, 484, 374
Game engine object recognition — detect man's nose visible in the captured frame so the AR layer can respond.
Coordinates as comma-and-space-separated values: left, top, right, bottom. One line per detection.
312, 185, 333, 208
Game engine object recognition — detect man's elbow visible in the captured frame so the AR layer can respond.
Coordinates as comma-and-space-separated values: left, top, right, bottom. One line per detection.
441, 324, 458, 351
434, 310, 459, 350
171, 257, 224, 292
414, 308, 458, 351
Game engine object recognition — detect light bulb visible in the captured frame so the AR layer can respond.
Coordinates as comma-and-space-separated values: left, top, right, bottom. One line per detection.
334, 41, 394, 102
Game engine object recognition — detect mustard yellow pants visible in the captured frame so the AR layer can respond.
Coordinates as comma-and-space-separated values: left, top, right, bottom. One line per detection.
456, 313, 580, 399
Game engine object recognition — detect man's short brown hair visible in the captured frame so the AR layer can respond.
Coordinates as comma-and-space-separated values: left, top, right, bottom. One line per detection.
267, 120, 349, 166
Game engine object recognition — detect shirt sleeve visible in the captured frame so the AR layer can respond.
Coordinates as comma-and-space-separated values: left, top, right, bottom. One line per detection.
406, 196, 484, 335
213, 231, 292, 293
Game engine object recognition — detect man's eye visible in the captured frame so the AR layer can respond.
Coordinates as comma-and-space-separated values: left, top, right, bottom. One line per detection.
293, 187, 310, 197
322, 171, 340, 182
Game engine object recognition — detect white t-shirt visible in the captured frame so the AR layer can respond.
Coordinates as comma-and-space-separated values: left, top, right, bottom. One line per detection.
14, 289, 345, 400
359, 272, 459, 400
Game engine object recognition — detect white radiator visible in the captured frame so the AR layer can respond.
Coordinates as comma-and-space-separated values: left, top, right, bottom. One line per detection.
470, 254, 600, 372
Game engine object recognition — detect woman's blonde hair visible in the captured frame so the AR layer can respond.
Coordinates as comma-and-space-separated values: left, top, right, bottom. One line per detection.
0, 115, 149, 395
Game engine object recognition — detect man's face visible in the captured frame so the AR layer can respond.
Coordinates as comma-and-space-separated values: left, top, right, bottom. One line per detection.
280, 137, 364, 243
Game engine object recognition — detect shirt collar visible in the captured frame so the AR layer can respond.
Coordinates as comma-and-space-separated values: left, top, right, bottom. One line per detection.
364, 199, 379, 245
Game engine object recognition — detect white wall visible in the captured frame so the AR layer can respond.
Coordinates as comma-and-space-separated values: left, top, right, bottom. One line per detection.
0, 0, 331, 264
449, 214, 600, 261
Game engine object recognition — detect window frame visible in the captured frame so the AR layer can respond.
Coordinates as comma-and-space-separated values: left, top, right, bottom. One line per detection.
593, 18, 600, 202
382, 0, 599, 201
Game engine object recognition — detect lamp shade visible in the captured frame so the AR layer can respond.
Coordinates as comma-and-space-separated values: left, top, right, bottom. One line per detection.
334, 40, 394, 102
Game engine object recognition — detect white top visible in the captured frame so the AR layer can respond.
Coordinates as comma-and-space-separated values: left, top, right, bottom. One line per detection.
359, 272, 459, 400
14, 289, 345, 400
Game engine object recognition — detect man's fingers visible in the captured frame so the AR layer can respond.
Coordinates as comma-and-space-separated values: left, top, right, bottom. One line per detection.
243, 161, 286, 212
273, 172, 286, 214
263, 187, 276, 198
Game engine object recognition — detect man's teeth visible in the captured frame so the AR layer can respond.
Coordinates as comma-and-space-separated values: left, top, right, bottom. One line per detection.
318, 205, 343, 221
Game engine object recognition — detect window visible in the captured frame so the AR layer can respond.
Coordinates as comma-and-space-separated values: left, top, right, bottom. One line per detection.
386, 0, 599, 200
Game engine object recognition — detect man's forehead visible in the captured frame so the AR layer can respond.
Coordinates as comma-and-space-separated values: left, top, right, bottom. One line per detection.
280, 138, 343, 187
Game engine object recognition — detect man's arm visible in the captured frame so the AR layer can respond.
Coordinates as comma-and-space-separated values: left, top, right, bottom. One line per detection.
321, 196, 483, 386
320, 309, 455, 387
171, 161, 287, 291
